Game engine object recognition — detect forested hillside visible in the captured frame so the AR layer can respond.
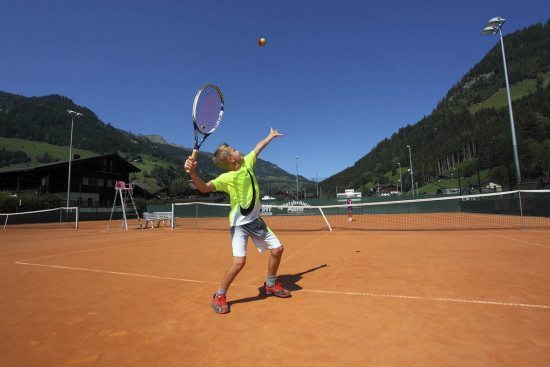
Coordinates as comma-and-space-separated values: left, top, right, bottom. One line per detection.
322, 21, 550, 192
0, 92, 307, 194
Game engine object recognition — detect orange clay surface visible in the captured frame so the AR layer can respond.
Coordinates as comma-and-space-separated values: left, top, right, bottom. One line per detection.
1, 220, 549, 366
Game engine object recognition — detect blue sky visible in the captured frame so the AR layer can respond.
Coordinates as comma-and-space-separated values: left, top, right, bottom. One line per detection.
1, 1, 549, 181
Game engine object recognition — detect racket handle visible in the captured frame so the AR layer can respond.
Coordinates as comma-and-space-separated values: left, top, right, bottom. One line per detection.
185, 149, 199, 174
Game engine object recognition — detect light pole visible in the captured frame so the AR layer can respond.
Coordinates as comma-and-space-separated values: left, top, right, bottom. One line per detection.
316, 169, 319, 198
295, 155, 299, 200
482, 16, 521, 187
406, 145, 414, 196
397, 162, 402, 194
66, 110, 83, 207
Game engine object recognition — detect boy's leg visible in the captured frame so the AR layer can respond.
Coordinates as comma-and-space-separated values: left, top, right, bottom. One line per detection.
220, 256, 246, 291
212, 256, 246, 314
212, 226, 249, 314
247, 218, 291, 298
265, 246, 290, 298
267, 246, 283, 278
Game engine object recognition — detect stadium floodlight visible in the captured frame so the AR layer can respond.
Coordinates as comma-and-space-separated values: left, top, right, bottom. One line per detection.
406, 145, 414, 196
66, 110, 84, 208
482, 26, 497, 35
295, 155, 300, 200
487, 16, 505, 27
67, 110, 84, 117
481, 16, 522, 187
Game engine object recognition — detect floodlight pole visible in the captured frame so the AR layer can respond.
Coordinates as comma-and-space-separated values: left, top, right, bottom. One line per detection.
66, 110, 83, 207
295, 155, 299, 200
316, 169, 319, 198
407, 145, 414, 196
483, 17, 522, 187
498, 29, 522, 187
397, 162, 402, 194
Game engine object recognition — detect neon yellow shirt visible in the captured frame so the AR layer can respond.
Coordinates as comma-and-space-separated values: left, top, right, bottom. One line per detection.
211, 151, 261, 226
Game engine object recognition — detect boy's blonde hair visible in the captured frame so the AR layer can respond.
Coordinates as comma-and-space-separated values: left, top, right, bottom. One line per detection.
213, 143, 233, 171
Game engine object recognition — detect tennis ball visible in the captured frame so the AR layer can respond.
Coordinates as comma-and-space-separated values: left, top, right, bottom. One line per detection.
258, 37, 266, 46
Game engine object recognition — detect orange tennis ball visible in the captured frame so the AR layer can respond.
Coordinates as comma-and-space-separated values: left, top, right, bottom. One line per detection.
258, 37, 266, 46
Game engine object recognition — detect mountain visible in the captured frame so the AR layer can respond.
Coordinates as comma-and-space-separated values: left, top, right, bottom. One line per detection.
145, 134, 187, 149
322, 21, 550, 192
0, 92, 310, 195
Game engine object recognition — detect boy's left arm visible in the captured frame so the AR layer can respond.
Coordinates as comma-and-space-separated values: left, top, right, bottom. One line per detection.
253, 128, 283, 157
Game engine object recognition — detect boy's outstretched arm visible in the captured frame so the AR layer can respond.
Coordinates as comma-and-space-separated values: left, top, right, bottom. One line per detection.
254, 128, 283, 157
184, 155, 215, 193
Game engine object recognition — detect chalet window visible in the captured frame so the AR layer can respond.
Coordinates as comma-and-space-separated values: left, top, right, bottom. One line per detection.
86, 178, 98, 186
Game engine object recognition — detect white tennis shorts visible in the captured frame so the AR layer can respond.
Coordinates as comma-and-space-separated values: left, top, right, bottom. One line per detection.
230, 218, 282, 257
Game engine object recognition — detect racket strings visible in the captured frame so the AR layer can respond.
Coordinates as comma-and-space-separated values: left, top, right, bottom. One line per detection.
195, 88, 223, 134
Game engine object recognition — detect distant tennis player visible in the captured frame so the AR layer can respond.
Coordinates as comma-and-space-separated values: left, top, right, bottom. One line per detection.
184, 128, 290, 314
347, 197, 353, 222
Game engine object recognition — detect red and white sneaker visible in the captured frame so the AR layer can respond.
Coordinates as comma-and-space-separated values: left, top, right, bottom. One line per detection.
264, 282, 291, 298
211, 293, 229, 314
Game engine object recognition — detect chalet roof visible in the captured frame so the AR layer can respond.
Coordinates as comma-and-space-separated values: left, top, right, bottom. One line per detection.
0, 153, 139, 175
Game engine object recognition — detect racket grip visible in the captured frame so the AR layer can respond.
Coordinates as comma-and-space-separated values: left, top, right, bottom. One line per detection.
185, 150, 199, 174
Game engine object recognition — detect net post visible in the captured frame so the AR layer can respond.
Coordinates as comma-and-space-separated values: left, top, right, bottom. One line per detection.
75, 207, 79, 229
3, 214, 8, 230
171, 203, 175, 230
195, 203, 199, 229
518, 190, 524, 229
319, 207, 332, 231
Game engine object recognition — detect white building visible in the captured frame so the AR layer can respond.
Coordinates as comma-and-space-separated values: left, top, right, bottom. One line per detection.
337, 189, 362, 201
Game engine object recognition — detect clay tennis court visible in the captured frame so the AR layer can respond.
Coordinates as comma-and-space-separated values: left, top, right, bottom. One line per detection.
1, 221, 549, 366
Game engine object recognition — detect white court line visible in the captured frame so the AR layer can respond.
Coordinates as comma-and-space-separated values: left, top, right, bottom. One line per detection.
14, 261, 550, 310
0, 233, 164, 256
16, 236, 172, 262
482, 232, 550, 249
15, 261, 217, 285
300, 289, 550, 309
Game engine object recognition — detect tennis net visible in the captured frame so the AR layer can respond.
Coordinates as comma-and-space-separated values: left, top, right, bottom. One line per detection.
1, 207, 79, 230
170, 190, 550, 231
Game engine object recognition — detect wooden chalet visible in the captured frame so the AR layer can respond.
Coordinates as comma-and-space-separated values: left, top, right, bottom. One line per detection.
0, 154, 151, 206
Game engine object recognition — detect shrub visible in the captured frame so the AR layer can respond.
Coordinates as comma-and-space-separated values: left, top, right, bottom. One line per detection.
0, 191, 17, 213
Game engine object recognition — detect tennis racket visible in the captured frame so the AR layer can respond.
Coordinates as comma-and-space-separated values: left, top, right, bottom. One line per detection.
186, 84, 224, 172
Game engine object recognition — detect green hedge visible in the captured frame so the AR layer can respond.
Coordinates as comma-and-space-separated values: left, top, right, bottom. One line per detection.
0, 191, 62, 213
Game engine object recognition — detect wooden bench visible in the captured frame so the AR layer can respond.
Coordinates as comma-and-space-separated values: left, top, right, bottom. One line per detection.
143, 212, 173, 228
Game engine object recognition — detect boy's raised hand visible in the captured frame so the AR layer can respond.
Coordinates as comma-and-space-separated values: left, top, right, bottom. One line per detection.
269, 127, 283, 139
254, 128, 284, 156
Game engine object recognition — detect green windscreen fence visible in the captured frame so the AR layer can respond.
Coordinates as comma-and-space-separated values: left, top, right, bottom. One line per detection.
148, 190, 550, 231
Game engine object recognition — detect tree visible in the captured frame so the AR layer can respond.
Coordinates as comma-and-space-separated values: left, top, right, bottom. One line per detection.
36, 152, 59, 163
169, 176, 190, 197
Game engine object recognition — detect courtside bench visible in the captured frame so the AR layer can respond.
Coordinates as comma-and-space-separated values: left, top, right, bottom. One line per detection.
143, 212, 173, 228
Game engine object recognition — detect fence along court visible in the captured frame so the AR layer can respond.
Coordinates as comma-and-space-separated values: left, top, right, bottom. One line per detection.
163, 190, 550, 232
2, 190, 548, 231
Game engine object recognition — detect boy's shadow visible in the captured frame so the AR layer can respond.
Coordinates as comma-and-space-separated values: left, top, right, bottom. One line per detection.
228, 264, 328, 307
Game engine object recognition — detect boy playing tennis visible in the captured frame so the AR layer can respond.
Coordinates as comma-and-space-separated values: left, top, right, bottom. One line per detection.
184, 128, 290, 314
